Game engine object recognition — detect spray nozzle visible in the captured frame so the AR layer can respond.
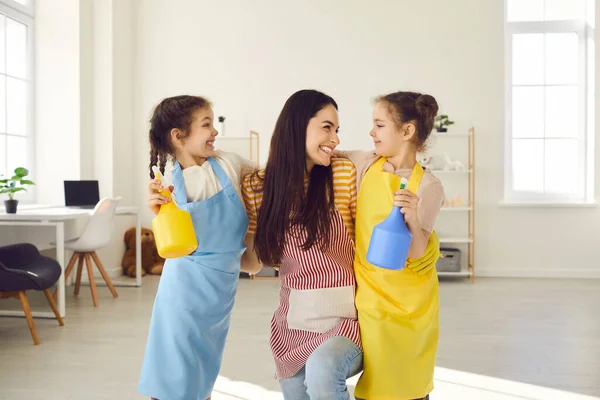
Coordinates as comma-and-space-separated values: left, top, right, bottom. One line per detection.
152, 165, 171, 199
400, 177, 408, 190
152, 165, 162, 181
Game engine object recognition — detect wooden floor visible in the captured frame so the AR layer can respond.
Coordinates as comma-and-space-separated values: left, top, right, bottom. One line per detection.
0, 277, 598, 399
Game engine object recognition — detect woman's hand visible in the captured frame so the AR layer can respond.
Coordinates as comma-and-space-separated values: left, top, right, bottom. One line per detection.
241, 235, 262, 274
148, 179, 174, 215
393, 189, 420, 230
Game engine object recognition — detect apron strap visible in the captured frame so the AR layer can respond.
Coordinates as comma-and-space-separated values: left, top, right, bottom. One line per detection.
407, 163, 424, 194
208, 157, 233, 189
375, 157, 425, 194
373, 157, 387, 170
172, 161, 188, 205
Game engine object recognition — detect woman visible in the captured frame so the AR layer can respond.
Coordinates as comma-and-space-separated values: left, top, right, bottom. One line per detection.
242, 89, 362, 400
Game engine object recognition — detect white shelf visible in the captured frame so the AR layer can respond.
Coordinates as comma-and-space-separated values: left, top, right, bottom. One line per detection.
441, 207, 472, 211
439, 237, 473, 243
430, 169, 472, 174
431, 132, 472, 137
437, 270, 472, 277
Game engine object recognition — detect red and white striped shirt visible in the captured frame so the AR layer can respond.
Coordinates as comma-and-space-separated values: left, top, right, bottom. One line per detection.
242, 158, 361, 379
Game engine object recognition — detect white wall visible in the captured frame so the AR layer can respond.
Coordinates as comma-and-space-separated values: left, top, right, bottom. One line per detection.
19, 0, 598, 279
91, 0, 114, 199
4, 0, 138, 277
79, 0, 94, 180
131, 0, 600, 278
1, 0, 88, 255
34, 0, 81, 205
112, 0, 135, 206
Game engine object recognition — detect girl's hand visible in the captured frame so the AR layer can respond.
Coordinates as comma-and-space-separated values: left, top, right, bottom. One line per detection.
148, 179, 174, 215
393, 189, 420, 229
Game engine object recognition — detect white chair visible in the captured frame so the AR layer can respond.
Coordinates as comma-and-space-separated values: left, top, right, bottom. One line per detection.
61, 197, 121, 307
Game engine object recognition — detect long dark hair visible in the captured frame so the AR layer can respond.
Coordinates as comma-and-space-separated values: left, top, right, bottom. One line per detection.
253, 90, 338, 266
148, 95, 211, 178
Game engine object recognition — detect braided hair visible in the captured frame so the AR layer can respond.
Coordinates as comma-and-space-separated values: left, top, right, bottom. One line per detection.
148, 95, 211, 178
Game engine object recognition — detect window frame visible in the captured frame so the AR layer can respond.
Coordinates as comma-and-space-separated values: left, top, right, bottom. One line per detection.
504, 4, 596, 205
0, 0, 35, 203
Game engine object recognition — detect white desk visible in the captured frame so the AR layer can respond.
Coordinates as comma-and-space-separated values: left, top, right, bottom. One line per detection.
0, 205, 141, 319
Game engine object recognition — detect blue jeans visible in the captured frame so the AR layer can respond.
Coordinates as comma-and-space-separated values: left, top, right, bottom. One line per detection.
278, 336, 363, 400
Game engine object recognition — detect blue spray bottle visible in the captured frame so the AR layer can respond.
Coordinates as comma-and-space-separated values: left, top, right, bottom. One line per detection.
366, 177, 412, 270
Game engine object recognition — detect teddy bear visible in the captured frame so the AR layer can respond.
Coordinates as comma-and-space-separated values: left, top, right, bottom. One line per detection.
121, 227, 165, 277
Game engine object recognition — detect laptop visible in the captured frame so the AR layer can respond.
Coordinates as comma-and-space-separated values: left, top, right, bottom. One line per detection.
64, 180, 100, 209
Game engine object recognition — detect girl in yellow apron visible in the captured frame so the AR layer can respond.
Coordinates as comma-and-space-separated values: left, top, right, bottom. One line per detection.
343, 91, 445, 400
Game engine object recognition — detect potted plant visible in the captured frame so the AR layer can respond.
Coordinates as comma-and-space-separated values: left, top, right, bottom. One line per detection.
0, 167, 35, 214
434, 114, 455, 132
218, 116, 226, 136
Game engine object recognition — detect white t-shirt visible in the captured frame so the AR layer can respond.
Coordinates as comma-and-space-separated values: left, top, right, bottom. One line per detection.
166, 151, 255, 203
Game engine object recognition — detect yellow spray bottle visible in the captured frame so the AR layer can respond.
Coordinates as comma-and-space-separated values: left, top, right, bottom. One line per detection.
151, 166, 198, 258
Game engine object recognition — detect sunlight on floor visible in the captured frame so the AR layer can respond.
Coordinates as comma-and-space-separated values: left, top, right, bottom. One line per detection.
212, 376, 282, 400
211, 367, 600, 400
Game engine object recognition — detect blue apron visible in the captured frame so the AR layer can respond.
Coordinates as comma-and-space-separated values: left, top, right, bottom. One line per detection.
138, 158, 249, 400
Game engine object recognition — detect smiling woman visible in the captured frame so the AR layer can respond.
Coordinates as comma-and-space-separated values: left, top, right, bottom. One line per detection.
241, 89, 363, 400
250, 90, 341, 265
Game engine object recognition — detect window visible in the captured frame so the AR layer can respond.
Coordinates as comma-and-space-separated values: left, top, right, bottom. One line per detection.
0, 0, 33, 200
505, 0, 595, 204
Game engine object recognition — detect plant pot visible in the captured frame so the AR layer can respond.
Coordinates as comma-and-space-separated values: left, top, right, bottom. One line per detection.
4, 199, 18, 214
436, 128, 448, 133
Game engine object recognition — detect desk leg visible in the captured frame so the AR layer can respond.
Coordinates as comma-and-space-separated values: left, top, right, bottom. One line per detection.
135, 212, 142, 287
56, 222, 66, 318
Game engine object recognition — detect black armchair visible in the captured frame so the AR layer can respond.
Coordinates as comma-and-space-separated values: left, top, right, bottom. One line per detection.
0, 243, 64, 345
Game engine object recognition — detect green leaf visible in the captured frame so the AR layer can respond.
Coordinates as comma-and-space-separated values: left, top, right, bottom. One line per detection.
20, 179, 35, 185
0, 187, 26, 194
14, 167, 28, 177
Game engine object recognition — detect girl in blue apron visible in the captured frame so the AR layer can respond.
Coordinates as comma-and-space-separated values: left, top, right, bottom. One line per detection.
138, 95, 260, 400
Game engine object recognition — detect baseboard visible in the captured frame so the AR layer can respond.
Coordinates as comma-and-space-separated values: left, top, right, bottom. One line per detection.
475, 268, 600, 279
72, 266, 600, 280
73, 267, 126, 283
107, 267, 123, 279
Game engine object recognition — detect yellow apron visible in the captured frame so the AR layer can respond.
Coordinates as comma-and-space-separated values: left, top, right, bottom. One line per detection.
354, 157, 440, 400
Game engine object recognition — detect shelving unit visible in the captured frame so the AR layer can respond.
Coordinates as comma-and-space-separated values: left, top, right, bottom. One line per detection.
430, 170, 472, 174
432, 127, 475, 282
441, 207, 473, 212
431, 132, 472, 137
437, 271, 472, 278
215, 130, 260, 165
439, 237, 474, 244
